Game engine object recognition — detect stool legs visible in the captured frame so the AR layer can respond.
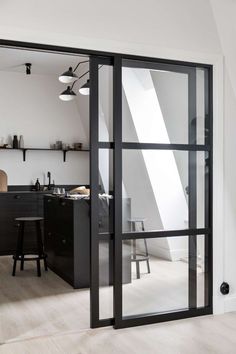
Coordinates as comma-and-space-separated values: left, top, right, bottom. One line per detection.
132, 239, 141, 279
12, 221, 24, 276
12, 219, 47, 277
12, 260, 17, 277
130, 220, 151, 279
20, 255, 24, 271
144, 239, 151, 274
36, 259, 41, 277
35, 220, 48, 272
131, 222, 141, 279
36, 220, 48, 276
141, 221, 151, 274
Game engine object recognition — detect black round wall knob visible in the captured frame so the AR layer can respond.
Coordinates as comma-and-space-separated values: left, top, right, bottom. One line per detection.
220, 282, 230, 295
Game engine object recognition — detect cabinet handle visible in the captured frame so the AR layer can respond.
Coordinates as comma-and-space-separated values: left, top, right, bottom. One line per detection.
60, 201, 66, 206
47, 199, 52, 203
62, 239, 66, 244
48, 232, 52, 236
14, 195, 21, 199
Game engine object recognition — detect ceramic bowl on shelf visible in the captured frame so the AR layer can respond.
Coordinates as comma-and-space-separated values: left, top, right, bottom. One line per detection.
73, 143, 83, 150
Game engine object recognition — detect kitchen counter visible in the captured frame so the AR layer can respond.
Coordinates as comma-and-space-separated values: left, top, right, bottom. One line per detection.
0, 186, 89, 256
44, 194, 131, 289
0, 190, 52, 194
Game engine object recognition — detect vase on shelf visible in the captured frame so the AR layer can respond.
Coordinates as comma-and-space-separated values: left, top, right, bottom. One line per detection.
19, 135, 24, 148
13, 135, 18, 149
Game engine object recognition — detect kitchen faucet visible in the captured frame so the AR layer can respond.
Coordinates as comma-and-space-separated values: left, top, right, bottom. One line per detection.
47, 171, 53, 190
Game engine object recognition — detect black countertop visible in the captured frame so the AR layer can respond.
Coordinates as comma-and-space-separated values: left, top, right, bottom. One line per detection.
0, 190, 53, 194
0, 185, 88, 194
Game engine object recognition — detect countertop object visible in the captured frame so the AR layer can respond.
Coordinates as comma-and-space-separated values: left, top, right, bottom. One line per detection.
0, 170, 7, 192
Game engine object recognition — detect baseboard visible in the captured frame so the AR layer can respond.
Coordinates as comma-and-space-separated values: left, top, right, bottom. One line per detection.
224, 295, 236, 313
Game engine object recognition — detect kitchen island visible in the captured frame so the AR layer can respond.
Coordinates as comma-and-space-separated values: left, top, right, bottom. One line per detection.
44, 194, 131, 289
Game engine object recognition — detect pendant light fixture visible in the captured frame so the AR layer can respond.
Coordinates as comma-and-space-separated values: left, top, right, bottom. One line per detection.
59, 86, 76, 101
59, 70, 89, 101
79, 79, 90, 95
59, 60, 102, 101
59, 67, 78, 84
58, 60, 88, 84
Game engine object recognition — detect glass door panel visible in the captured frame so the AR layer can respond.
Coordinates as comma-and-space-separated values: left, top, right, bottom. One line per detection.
113, 58, 212, 329
98, 148, 113, 320
122, 62, 208, 145
90, 57, 114, 328
99, 65, 113, 142
122, 149, 208, 232
122, 236, 189, 316
90, 55, 212, 330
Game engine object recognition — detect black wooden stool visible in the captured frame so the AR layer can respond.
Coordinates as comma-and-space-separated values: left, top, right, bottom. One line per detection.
12, 217, 47, 277
128, 218, 151, 279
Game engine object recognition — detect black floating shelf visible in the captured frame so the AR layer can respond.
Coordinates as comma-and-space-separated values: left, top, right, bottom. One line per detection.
0, 147, 90, 162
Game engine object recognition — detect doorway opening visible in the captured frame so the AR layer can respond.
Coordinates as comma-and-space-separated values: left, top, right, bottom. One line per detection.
0, 40, 212, 338
0, 45, 91, 342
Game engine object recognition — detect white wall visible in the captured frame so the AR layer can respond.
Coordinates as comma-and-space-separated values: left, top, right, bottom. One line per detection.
209, 0, 236, 312
0, 0, 234, 314
0, 70, 89, 186
0, 0, 221, 54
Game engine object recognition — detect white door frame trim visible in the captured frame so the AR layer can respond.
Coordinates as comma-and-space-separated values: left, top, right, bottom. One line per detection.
0, 33, 225, 314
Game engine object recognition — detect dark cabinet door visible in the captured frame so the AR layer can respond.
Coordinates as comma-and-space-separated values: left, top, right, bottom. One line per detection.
44, 226, 55, 266
0, 193, 39, 254
44, 196, 75, 286
54, 232, 74, 283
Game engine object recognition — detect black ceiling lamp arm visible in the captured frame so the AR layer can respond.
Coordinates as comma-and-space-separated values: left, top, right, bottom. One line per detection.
73, 60, 89, 73
70, 65, 103, 90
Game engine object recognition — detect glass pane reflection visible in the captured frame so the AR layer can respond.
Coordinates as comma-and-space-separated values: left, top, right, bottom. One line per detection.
122, 237, 189, 316
122, 150, 207, 232
122, 65, 207, 145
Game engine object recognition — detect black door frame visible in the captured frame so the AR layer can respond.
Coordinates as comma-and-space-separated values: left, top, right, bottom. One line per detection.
0, 39, 213, 329
90, 54, 213, 329
113, 58, 212, 329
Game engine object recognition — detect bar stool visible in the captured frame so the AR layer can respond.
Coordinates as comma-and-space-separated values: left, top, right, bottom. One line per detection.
128, 218, 151, 279
12, 217, 47, 277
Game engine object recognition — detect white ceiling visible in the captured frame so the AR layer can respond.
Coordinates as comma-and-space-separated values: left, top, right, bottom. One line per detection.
0, 47, 89, 76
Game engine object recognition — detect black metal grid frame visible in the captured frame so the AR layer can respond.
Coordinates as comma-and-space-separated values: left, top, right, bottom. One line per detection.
90, 55, 213, 329
0, 39, 213, 330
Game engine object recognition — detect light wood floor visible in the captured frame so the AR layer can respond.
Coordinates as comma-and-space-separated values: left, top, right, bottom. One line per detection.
1, 256, 235, 354
1, 312, 236, 354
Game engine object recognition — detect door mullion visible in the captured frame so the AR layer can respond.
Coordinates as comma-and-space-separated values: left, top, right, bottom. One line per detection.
204, 67, 213, 308
90, 57, 100, 327
188, 69, 197, 309
113, 55, 123, 329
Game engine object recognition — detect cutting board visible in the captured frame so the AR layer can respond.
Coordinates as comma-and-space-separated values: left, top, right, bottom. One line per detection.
0, 170, 7, 191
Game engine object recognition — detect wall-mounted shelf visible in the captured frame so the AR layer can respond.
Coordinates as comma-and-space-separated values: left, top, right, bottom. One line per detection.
0, 147, 90, 162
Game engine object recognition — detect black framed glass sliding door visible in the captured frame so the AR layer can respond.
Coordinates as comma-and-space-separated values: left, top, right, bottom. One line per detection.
90, 56, 115, 327
90, 55, 213, 329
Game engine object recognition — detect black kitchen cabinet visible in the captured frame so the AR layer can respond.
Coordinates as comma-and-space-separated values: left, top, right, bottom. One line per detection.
0, 192, 45, 255
44, 195, 90, 288
44, 195, 131, 289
